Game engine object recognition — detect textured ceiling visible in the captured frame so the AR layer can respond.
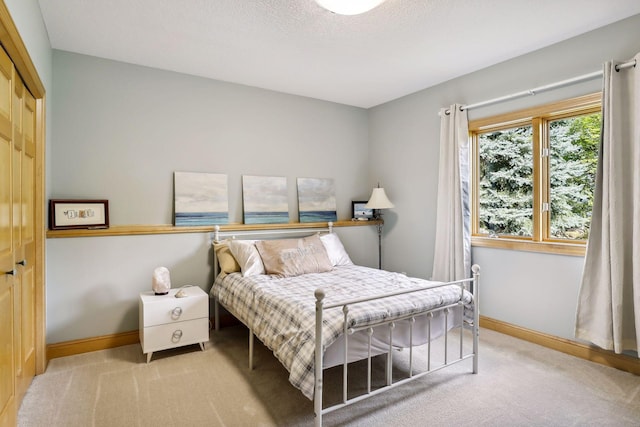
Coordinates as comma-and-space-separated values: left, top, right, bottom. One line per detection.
38, 0, 640, 108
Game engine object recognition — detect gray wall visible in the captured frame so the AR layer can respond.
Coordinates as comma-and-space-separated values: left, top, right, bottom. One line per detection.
5, 0, 54, 199
369, 14, 640, 340
5, 0, 52, 88
47, 51, 378, 343
50, 52, 372, 225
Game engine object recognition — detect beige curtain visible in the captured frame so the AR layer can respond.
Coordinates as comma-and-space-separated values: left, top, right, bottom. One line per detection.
575, 53, 640, 355
432, 104, 470, 282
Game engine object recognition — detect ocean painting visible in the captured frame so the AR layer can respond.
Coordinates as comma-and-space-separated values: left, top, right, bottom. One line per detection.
242, 175, 289, 224
297, 177, 337, 223
174, 172, 229, 226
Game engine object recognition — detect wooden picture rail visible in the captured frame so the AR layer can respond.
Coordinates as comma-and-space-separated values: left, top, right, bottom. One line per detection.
46, 220, 382, 238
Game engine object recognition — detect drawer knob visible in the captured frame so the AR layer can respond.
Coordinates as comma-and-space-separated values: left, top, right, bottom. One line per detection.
172, 329, 183, 343
171, 307, 182, 319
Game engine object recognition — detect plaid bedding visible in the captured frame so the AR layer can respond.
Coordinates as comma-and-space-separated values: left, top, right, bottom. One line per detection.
211, 264, 474, 400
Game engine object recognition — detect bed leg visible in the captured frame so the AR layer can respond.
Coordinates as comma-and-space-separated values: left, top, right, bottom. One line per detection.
386, 322, 395, 386
214, 298, 220, 332
315, 289, 325, 427
472, 264, 481, 374
249, 329, 254, 371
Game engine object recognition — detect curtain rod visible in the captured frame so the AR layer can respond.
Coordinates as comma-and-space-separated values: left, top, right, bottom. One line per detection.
443, 59, 637, 115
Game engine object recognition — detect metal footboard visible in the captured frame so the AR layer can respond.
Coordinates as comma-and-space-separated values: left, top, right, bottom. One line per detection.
314, 265, 480, 426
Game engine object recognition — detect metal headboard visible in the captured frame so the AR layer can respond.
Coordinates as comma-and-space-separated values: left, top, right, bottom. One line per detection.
210, 222, 335, 280
211, 221, 334, 243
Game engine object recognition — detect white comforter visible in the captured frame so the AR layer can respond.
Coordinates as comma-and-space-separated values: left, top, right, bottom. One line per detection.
211, 265, 474, 400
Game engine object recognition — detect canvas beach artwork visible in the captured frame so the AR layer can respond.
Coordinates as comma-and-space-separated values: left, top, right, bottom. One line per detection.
174, 172, 229, 226
242, 175, 289, 224
297, 177, 337, 223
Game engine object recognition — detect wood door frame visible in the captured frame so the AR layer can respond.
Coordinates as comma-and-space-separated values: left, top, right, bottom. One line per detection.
0, 3, 47, 374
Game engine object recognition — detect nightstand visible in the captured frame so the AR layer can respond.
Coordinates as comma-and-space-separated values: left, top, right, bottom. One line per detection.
139, 286, 209, 363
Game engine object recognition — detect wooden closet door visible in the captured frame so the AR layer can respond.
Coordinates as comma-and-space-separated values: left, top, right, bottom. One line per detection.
0, 46, 16, 427
13, 74, 36, 405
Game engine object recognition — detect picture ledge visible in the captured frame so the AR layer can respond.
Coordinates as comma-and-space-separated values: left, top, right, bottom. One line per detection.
45, 220, 383, 238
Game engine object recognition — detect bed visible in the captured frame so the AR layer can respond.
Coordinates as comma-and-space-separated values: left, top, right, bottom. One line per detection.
210, 224, 479, 426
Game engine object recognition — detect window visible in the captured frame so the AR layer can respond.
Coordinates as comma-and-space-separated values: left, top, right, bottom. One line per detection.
470, 93, 601, 255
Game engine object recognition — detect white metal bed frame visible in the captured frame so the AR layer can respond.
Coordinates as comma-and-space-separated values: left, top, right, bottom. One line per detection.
211, 224, 480, 427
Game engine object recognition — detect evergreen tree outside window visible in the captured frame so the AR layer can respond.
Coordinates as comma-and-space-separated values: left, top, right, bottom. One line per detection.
479, 125, 533, 238
470, 93, 601, 255
548, 113, 600, 240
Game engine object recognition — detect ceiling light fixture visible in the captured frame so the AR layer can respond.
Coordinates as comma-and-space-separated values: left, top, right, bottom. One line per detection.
315, 0, 387, 16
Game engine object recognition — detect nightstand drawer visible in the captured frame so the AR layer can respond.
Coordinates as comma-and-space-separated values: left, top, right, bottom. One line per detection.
142, 318, 210, 353
139, 287, 208, 326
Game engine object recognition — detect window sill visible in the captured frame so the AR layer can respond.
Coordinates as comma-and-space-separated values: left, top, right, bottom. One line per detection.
471, 236, 586, 256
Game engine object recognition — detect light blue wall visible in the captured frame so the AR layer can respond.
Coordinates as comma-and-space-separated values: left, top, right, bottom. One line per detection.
47, 51, 377, 343
5, 0, 52, 82
50, 52, 373, 225
369, 13, 640, 340
5, 0, 53, 196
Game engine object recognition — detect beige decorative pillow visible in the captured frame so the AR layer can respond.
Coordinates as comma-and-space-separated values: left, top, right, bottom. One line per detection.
256, 234, 333, 277
213, 240, 241, 276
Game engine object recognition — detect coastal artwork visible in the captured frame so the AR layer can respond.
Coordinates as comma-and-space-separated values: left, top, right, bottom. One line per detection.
174, 172, 229, 226
242, 175, 289, 224
297, 177, 337, 223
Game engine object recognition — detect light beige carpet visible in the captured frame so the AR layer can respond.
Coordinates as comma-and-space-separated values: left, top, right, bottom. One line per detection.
18, 326, 640, 426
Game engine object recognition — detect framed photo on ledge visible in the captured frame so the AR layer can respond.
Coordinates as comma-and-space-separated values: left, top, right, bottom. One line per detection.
49, 199, 109, 230
352, 201, 373, 220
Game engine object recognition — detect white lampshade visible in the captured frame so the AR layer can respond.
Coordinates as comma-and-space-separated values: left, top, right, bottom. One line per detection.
365, 187, 394, 210
315, 0, 387, 15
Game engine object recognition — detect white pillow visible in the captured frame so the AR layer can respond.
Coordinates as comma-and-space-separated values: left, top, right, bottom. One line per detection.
320, 233, 353, 266
228, 240, 265, 276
